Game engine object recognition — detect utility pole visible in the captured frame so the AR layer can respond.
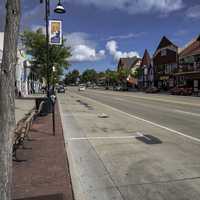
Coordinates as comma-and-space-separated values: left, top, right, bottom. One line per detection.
0, 0, 21, 200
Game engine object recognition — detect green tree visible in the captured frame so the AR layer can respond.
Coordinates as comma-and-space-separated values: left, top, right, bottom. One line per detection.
105, 69, 118, 86
21, 29, 71, 84
81, 69, 97, 83
118, 68, 130, 83
64, 69, 80, 85
131, 67, 143, 79
97, 71, 105, 79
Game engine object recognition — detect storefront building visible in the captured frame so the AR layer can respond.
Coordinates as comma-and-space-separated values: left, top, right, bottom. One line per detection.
153, 36, 178, 90
175, 35, 200, 93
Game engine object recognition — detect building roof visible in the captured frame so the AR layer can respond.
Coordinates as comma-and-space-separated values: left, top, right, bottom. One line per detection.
118, 56, 139, 70
156, 36, 177, 51
141, 49, 151, 67
179, 34, 200, 58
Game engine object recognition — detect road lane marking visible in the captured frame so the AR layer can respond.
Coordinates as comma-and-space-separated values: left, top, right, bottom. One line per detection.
69, 132, 147, 141
74, 92, 200, 143
114, 97, 200, 118
174, 109, 200, 117
87, 89, 200, 107
69, 135, 137, 141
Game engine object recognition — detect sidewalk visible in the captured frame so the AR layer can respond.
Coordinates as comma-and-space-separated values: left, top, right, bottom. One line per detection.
12, 101, 74, 200
15, 98, 35, 123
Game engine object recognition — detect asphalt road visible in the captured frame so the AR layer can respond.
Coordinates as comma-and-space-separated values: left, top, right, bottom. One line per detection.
59, 88, 200, 200
70, 87, 200, 140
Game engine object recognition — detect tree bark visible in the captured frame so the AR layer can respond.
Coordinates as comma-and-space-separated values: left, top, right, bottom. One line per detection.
0, 0, 21, 200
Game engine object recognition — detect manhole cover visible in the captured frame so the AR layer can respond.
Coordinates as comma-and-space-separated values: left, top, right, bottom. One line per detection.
136, 133, 162, 145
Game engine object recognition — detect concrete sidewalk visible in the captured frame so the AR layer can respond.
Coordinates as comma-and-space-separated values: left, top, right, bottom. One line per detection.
58, 92, 200, 200
15, 98, 35, 123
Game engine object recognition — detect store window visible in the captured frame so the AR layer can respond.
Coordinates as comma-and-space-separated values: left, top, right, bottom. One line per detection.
161, 49, 167, 56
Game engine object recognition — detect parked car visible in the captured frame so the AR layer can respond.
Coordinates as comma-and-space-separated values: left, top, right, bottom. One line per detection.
113, 86, 122, 91
145, 87, 160, 93
170, 86, 192, 96
57, 85, 65, 93
79, 84, 86, 91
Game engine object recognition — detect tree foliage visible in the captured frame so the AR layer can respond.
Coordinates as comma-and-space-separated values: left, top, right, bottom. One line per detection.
118, 68, 130, 83
64, 69, 80, 85
21, 28, 71, 83
132, 67, 143, 78
81, 69, 97, 83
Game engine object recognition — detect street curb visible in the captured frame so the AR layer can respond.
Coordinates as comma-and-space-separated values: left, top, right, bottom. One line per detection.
57, 94, 82, 200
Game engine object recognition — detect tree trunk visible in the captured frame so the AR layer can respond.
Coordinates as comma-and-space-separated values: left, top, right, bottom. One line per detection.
0, 0, 21, 200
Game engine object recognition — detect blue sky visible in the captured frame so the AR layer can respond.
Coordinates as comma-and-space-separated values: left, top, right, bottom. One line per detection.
0, 0, 200, 73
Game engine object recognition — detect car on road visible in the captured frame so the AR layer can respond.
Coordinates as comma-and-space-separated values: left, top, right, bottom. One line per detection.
170, 86, 192, 96
79, 84, 86, 91
145, 86, 160, 93
57, 85, 65, 93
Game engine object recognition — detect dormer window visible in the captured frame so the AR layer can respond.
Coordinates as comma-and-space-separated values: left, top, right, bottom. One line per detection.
161, 49, 167, 56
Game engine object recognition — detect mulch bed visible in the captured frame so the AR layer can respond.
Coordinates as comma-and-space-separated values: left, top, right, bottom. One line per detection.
12, 102, 74, 200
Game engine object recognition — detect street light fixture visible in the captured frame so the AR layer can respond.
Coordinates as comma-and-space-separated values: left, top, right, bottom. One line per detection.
40, 0, 65, 97
54, 0, 66, 14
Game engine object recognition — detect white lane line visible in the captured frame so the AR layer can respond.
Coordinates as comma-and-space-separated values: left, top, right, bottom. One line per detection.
74, 92, 200, 143
69, 132, 146, 141
69, 135, 137, 141
88, 89, 200, 107
114, 97, 200, 118
69, 132, 145, 141
174, 109, 200, 117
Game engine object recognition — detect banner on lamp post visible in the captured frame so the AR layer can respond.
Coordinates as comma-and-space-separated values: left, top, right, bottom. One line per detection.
49, 20, 62, 45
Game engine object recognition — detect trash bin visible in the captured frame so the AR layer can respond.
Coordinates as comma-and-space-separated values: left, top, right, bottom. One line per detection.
35, 97, 53, 115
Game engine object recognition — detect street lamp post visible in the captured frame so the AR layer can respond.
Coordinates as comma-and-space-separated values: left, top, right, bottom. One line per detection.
40, 0, 66, 135
40, 0, 65, 97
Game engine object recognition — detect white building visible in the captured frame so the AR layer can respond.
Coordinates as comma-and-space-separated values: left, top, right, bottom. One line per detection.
0, 32, 4, 64
0, 32, 33, 96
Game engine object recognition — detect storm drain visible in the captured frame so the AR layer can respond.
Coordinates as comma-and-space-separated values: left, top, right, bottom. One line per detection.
76, 99, 93, 110
136, 133, 162, 145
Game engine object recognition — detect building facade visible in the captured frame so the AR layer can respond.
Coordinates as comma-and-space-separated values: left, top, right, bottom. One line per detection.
175, 35, 200, 93
117, 57, 142, 88
0, 32, 40, 97
140, 49, 154, 88
153, 36, 178, 90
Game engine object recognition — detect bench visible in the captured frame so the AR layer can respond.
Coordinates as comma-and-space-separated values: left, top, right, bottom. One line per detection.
13, 101, 44, 161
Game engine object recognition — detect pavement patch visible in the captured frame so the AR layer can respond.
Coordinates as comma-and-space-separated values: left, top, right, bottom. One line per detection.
76, 99, 93, 110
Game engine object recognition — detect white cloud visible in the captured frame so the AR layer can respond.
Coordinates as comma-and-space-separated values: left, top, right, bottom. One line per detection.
108, 32, 145, 40
106, 40, 139, 61
64, 0, 184, 14
174, 30, 188, 37
65, 32, 105, 62
186, 5, 200, 19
